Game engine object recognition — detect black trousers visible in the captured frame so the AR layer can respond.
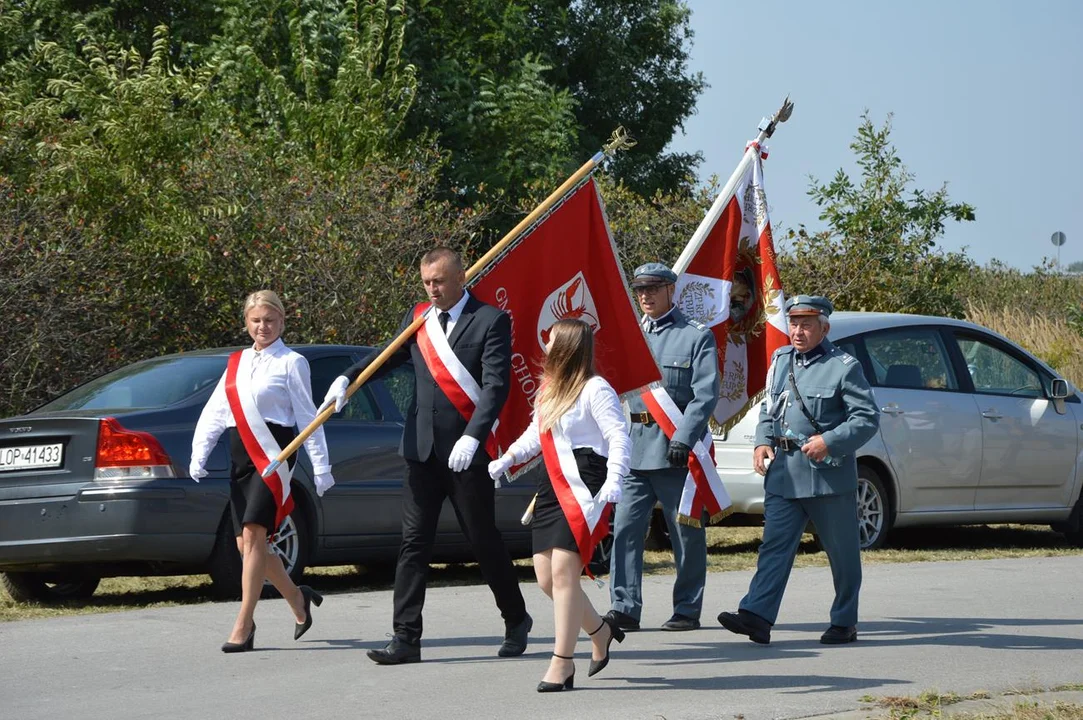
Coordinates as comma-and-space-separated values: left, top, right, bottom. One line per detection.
393, 454, 527, 643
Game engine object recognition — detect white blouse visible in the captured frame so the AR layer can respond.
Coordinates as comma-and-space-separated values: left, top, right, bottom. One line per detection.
191, 339, 332, 475
505, 375, 630, 480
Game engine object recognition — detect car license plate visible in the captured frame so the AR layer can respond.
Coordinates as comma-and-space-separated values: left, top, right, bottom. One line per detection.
0, 443, 64, 472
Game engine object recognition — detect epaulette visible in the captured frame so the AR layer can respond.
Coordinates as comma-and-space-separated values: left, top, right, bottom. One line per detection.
830, 347, 857, 365
686, 318, 708, 331
774, 346, 794, 357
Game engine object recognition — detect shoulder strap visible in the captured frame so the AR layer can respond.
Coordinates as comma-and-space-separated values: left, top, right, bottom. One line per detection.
787, 361, 825, 435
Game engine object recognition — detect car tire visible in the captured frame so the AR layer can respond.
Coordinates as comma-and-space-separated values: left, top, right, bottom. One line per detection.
0, 571, 100, 603
856, 465, 892, 550
207, 493, 313, 599
587, 532, 614, 577
644, 509, 672, 551
207, 510, 243, 599
1059, 496, 1083, 548
268, 494, 311, 589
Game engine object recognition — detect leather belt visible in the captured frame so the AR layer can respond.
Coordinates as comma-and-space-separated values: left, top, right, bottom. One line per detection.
629, 411, 655, 426
772, 436, 800, 452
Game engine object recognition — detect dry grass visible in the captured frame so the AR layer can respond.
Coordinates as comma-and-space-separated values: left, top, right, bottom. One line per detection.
966, 301, 1083, 386
860, 685, 1083, 720
3, 523, 1081, 622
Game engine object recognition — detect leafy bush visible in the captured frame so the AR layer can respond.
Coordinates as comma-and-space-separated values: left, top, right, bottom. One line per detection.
779, 113, 976, 317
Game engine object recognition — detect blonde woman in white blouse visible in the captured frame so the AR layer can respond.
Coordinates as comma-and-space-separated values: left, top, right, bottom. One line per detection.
488, 319, 630, 692
190, 290, 334, 652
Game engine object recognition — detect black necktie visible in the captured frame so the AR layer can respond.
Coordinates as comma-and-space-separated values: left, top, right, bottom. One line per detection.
438, 311, 450, 335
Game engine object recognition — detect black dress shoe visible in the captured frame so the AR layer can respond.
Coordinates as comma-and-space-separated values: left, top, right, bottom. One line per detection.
717, 609, 772, 644
661, 613, 701, 631
498, 613, 533, 657
367, 636, 421, 665
820, 625, 858, 644
537, 653, 575, 692
221, 623, 256, 653
294, 585, 324, 640
603, 609, 640, 631
587, 616, 625, 677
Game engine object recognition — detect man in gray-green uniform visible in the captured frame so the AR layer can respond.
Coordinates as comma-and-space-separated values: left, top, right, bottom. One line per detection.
718, 295, 879, 645
606, 262, 720, 632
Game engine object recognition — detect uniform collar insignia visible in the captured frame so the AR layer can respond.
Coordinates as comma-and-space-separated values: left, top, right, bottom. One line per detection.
797, 342, 827, 366
643, 307, 677, 332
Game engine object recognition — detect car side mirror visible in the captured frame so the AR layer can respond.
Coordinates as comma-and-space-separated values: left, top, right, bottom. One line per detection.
1051, 378, 1070, 415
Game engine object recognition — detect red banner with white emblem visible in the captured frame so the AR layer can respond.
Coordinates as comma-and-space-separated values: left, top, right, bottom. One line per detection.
471, 179, 661, 463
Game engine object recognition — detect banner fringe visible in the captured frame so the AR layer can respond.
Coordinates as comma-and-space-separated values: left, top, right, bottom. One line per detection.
710, 389, 765, 438
468, 175, 597, 288
508, 455, 545, 483
677, 505, 735, 528
676, 514, 702, 528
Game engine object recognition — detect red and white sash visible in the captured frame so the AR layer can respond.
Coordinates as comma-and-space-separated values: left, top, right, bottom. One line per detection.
224, 350, 295, 529
539, 426, 611, 577
412, 302, 501, 460
640, 387, 732, 526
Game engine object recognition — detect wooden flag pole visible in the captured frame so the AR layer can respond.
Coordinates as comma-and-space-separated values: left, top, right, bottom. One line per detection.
671, 96, 794, 276
262, 127, 637, 479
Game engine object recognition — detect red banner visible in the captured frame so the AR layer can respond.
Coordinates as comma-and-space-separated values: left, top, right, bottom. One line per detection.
472, 179, 661, 456
674, 145, 789, 430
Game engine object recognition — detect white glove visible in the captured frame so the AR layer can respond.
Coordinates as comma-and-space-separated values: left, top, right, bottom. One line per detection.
448, 435, 480, 472
318, 376, 350, 414
488, 454, 515, 487
599, 473, 623, 504
314, 472, 335, 498
188, 462, 207, 483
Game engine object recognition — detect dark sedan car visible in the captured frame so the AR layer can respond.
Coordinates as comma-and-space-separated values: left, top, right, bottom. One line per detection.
0, 346, 534, 602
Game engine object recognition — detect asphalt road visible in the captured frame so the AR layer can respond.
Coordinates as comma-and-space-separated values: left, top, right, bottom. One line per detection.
2, 556, 1082, 720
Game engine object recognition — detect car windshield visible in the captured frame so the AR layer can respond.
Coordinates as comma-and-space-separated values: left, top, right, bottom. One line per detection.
39, 356, 228, 412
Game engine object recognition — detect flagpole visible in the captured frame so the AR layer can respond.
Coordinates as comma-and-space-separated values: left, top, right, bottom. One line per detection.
671, 96, 794, 276
262, 128, 638, 479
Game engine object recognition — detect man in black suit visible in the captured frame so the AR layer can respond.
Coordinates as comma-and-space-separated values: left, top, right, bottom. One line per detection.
320, 247, 531, 665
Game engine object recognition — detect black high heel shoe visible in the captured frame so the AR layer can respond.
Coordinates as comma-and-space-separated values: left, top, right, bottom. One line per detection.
221, 622, 256, 653
294, 585, 324, 640
537, 653, 575, 693
587, 616, 624, 677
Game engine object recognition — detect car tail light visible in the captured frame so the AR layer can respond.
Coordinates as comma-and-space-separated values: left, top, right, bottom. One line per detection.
94, 417, 176, 481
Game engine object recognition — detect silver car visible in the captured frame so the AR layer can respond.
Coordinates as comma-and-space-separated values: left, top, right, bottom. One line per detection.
714, 312, 1082, 549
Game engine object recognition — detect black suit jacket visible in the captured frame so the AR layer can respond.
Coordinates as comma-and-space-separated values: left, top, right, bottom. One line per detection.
344, 294, 512, 467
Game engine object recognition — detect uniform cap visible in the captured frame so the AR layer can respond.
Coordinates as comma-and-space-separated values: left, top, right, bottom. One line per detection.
785, 294, 833, 317
630, 262, 678, 288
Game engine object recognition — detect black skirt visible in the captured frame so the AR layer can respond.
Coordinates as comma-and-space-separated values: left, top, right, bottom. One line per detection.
228, 423, 296, 535
532, 448, 606, 554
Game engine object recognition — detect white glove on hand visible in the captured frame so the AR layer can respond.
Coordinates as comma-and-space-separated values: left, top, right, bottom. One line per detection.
318, 376, 350, 414
188, 462, 208, 483
599, 473, 623, 504
314, 472, 335, 498
488, 454, 515, 487
448, 435, 480, 473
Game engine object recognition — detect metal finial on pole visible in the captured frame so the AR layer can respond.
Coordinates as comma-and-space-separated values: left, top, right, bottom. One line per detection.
672, 96, 795, 276
603, 126, 638, 156
762, 95, 794, 138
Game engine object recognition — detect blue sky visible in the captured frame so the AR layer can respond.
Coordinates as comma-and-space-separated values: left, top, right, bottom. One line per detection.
667, 0, 1083, 269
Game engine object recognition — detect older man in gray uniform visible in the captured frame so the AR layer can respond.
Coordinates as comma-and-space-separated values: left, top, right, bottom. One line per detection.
606, 262, 720, 632
718, 295, 879, 645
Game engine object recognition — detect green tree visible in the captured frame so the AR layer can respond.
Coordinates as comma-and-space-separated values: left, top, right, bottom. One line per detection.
400, 0, 705, 203
780, 113, 976, 317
